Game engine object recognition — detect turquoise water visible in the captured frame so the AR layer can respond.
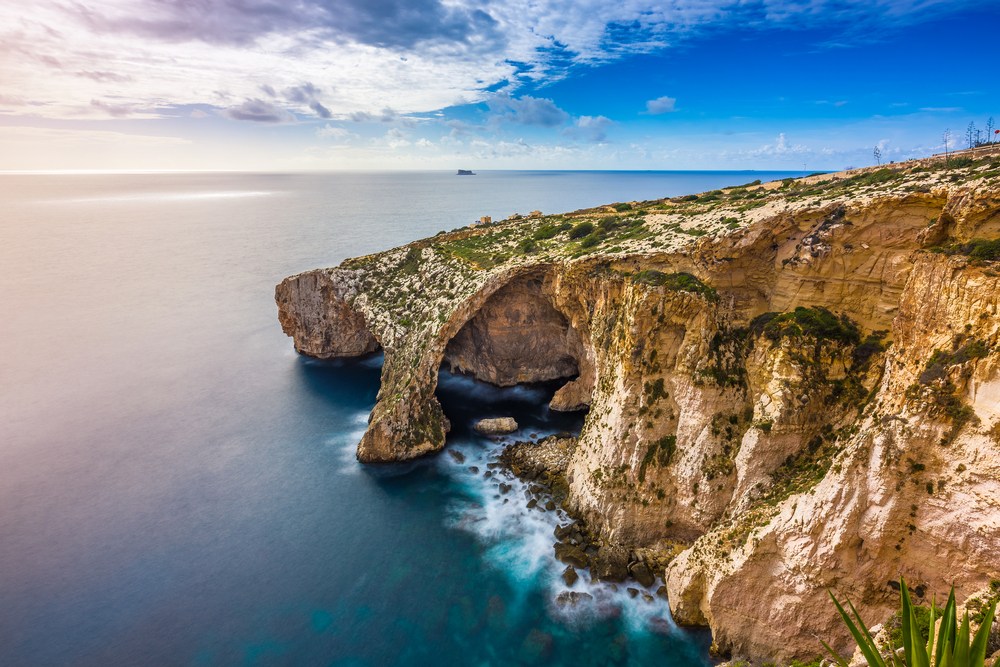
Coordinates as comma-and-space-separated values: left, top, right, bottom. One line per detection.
0, 170, 795, 666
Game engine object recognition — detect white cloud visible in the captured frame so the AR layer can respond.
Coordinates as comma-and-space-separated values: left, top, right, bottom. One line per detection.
644, 96, 677, 114
0, 0, 975, 124
416, 138, 435, 148
563, 115, 615, 142
486, 93, 569, 128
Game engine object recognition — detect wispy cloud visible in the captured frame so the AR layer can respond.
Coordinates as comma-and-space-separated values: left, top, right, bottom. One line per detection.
0, 0, 984, 123
221, 99, 297, 123
316, 124, 358, 140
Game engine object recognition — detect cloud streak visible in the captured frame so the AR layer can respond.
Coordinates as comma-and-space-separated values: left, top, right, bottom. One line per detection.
1, 0, 975, 123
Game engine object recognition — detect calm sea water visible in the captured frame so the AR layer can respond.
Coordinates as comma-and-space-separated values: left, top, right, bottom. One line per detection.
0, 170, 796, 666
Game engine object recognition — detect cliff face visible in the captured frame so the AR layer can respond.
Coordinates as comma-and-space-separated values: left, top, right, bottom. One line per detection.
276, 154, 1000, 661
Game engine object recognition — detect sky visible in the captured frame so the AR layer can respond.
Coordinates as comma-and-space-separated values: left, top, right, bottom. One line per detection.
0, 0, 998, 171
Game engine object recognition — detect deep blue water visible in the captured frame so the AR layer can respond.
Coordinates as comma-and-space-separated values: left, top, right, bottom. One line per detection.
0, 170, 795, 666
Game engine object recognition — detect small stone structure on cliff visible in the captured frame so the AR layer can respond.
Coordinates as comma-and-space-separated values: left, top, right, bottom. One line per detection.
276, 150, 1000, 663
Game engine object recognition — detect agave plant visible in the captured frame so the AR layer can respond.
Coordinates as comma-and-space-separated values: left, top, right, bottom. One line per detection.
823, 577, 997, 667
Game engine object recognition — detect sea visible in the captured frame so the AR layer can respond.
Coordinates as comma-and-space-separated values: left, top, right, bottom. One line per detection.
0, 170, 798, 667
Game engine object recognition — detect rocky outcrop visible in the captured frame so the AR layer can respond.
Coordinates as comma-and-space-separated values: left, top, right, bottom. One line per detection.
276, 268, 380, 358
474, 417, 518, 435
277, 155, 1000, 661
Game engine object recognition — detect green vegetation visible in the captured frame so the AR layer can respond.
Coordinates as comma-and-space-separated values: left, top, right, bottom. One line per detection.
533, 221, 573, 240
614, 203, 633, 212
568, 221, 595, 239
580, 235, 600, 248
399, 246, 423, 275
920, 341, 989, 384
757, 426, 840, 504
638, 435, 676, 483
752, 306, 861, 345
929, 238, 1000, 261
823, 578, 996, 667
632, 271, 718, 301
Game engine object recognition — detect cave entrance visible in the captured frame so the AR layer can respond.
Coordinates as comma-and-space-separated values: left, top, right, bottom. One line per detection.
436, 273, 593, 432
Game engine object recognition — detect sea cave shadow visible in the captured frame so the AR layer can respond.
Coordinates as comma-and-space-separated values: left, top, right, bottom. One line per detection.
434, 369, 588, 443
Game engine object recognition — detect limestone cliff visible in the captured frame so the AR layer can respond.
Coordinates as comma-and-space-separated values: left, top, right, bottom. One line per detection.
276, 151, 1000, 661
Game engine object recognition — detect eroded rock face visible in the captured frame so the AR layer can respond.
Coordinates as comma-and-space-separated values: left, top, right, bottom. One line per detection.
275, 268, 380, 358
443, 275, 583, 386
277, 161, 1000, 661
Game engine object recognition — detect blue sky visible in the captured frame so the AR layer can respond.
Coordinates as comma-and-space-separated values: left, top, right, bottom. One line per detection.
0, 0, 997, 171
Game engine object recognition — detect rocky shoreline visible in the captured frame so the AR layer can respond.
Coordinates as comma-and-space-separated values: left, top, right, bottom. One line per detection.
277, 150, 1000, 663
498, 432, 684, 606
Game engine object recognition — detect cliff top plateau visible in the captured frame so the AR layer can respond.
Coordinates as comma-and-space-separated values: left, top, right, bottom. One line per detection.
277, 148, 1000, 666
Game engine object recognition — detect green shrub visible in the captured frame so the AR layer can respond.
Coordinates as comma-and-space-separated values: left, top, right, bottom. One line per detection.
633, 271, 718, 301
532, 225, 557, 240
823, 578, 996, 667
599, 216, 618, 229
969, 239, 1000, 261
569, 221, 595, 239
751, 306, 860, 345
399, 246, 423, 275
614, 203, 632, 212
580, 235, 600, 248
518, 237, 537, 253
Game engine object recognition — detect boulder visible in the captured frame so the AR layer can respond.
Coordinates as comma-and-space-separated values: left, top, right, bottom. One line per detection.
554, 543, 589, 569
655, 585, 669, 600
562, 566, 579, 586
627, 588, 640, 599
474, 418, 518, 435
555, 591, 593, 607
632, 563, 655, 588
448, 449, 465, 464
595, 545, 629, 583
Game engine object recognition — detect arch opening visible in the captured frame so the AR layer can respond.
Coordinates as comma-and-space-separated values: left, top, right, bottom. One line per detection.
438, 273, 593, 414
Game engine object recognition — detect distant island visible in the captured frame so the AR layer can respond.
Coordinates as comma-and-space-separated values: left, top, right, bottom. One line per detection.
457, 169, 475, 175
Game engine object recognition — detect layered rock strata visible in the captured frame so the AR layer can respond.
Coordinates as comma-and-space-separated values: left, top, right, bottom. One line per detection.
276, 154, 1000, 661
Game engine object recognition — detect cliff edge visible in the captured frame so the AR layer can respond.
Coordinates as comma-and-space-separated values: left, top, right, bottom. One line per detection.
276, 152, 1000, 662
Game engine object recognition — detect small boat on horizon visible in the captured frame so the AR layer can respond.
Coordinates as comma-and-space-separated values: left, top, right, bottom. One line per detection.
456, 169, 475, 175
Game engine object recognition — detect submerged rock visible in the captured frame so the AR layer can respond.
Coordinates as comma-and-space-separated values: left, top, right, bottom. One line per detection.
518, 628, 554, 664
447, 449, 465, 464
555, 591, 593, 607
627, 588, 639, 599
474, 417, 518, 435
655, 585, 669, 600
